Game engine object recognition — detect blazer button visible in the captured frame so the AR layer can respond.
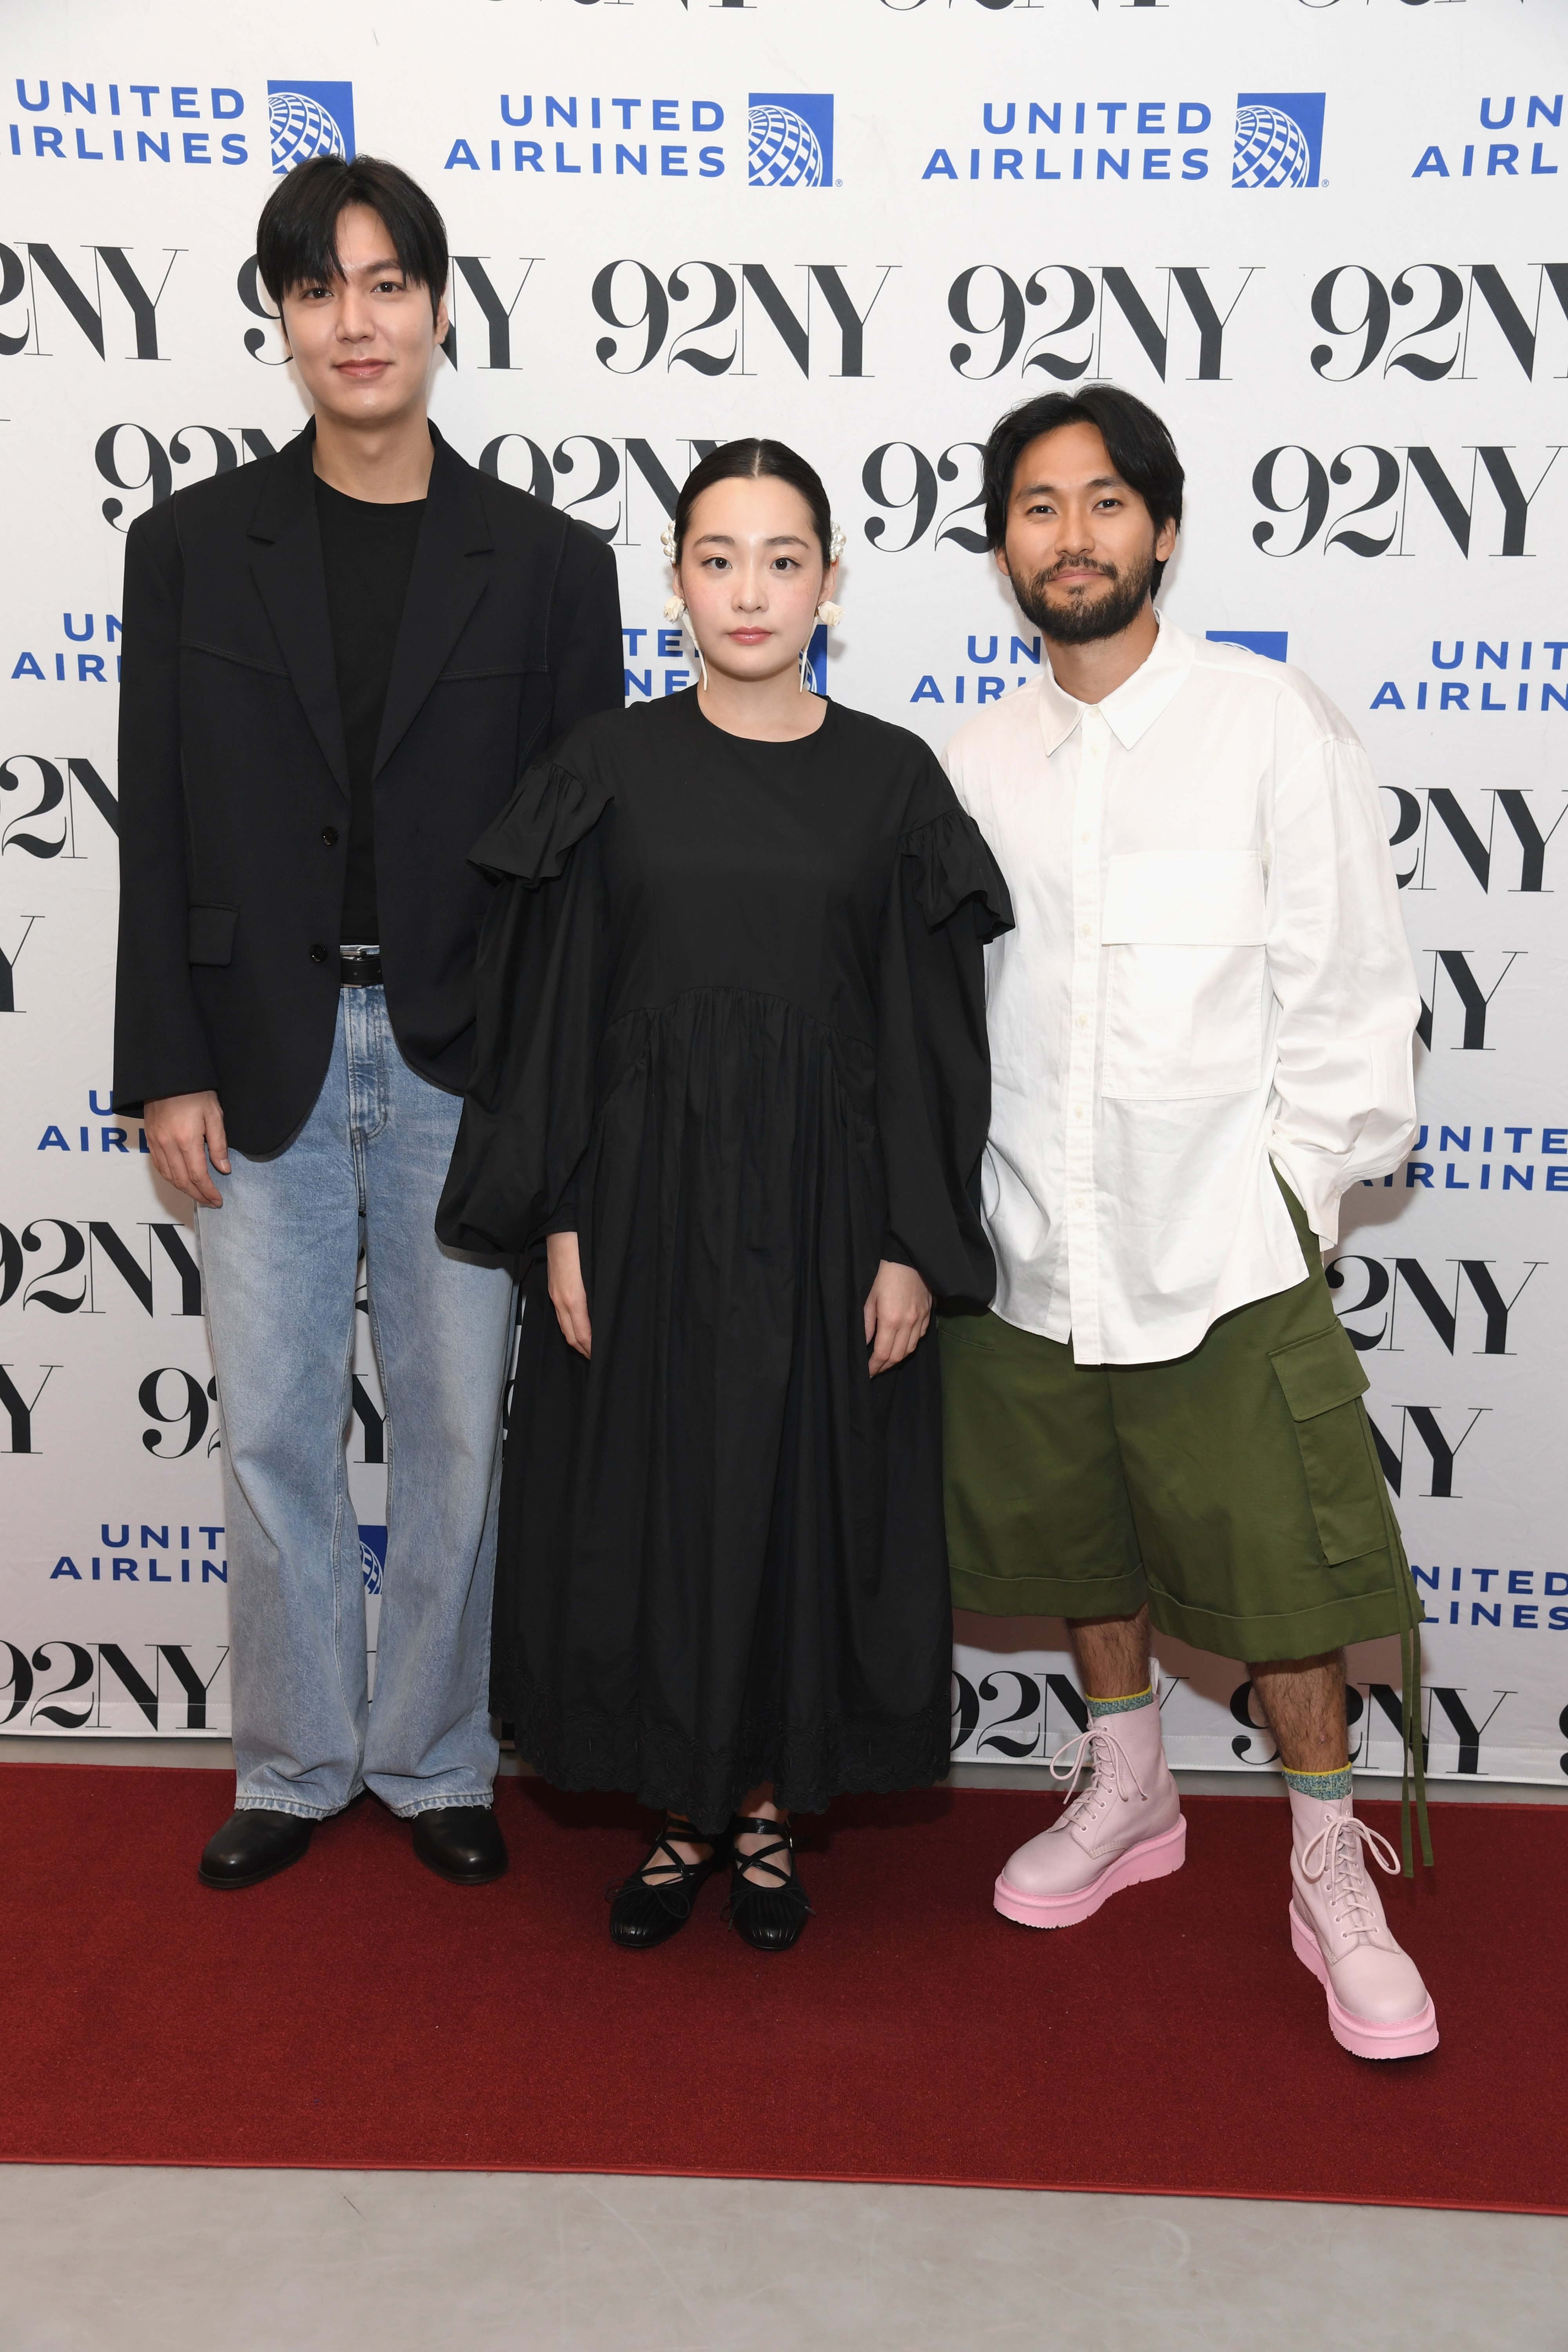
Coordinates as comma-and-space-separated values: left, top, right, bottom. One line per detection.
321, 826, 339, 848
309, 943, 329, 964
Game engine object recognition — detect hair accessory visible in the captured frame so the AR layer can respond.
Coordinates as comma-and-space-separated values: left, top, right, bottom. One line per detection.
815, 601, 843, 628
663, 595, 707, 691
659, 521, 678, 562
828, 523, 847, 563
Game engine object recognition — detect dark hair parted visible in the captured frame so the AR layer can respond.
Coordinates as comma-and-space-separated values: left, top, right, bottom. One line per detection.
981, 385, 1185, 592
672, 438, 834, 566
256, 155, 449, 324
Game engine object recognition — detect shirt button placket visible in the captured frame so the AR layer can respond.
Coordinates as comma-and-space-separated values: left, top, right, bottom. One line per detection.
1065, 711, 1107, 1359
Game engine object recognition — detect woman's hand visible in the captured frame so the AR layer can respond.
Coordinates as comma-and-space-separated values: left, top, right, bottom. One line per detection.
863, 1259, 932, 1377
546, 1231, 592, 1359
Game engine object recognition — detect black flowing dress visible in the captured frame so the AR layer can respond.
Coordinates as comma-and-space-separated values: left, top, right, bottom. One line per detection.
437, 690, 1012, 1829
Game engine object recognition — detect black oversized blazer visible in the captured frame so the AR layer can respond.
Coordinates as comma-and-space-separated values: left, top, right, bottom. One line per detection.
112, 421, 623, 1155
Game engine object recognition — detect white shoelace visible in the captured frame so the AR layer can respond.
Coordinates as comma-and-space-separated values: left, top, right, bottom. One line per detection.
1047, 1724, 1148, 1833
1299, 1811, 1400, 1942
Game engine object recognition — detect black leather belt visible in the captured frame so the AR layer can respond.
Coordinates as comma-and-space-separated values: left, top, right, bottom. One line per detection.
339, 947, 383, 987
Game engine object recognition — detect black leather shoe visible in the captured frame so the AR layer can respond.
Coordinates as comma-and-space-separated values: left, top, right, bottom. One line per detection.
412, 1804, 508, 1885
608, 1819, 721, 1949
724, 1814, 812, 1952
198, 1808, 314, 1891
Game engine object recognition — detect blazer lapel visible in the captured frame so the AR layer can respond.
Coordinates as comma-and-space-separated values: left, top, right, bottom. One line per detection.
247, 422, 350, 800
372, 430, 494, 777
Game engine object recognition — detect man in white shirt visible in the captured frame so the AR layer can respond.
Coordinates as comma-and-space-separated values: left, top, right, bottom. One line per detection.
941, 385, 1437, 2062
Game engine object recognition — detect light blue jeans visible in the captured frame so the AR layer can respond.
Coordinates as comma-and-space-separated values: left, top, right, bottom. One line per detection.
196, 988, 515, 1819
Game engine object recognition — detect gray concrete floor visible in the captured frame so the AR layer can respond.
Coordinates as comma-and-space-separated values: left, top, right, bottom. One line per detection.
0, 2167, 1563, 2352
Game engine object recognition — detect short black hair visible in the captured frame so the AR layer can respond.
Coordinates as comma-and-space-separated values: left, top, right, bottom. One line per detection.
256, 154, 448, 324
673, 437, 833, 567
982, 385, 1185, 592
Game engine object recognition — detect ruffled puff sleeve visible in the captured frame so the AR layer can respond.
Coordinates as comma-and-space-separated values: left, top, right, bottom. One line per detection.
875, 764, 1014, 1309
435, 758, 613, 1262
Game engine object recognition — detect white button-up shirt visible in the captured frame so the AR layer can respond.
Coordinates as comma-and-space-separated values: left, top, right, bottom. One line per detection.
942, 619, 1419, 1366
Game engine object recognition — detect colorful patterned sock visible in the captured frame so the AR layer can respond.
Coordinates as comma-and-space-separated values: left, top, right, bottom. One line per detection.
1087, 1685, 1154, 1718
1282, 1762, 1354, 1801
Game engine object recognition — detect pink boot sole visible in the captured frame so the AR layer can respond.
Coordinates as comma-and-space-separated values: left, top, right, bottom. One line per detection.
1289, 1903, 1439, 2060
993, 1816, 1186, 1930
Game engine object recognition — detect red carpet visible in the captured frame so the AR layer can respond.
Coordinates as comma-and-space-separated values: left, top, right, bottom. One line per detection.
2, 1766, 1561, 2210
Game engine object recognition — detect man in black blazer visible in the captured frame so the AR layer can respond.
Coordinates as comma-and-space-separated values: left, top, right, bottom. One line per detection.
113, 155, 622, 1891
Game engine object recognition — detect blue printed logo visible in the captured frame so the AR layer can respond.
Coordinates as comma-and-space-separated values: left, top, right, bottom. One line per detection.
359, 1523, 386, 1596
748, 94, 833, 188
1232, 93, 1323, 189
268, 80, 356, 175
1206, 630, 1289, 663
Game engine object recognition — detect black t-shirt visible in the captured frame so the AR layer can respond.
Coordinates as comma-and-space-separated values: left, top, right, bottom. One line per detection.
315, 476, 426, 945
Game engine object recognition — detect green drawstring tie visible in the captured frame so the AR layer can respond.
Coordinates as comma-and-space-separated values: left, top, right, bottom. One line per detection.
1397, 1572, 1434, 1878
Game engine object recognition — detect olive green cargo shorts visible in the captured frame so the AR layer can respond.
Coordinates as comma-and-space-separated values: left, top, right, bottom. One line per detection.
941, 1188, 1419, 1663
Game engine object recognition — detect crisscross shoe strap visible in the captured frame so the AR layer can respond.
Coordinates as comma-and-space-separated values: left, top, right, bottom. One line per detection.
730, 1813, 796, 1890
1300, 1811, 1401, 1943
624, 1819, 712, 1915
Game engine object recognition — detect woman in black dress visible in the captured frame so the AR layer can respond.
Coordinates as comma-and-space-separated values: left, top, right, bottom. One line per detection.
437, 440, 1011, 1950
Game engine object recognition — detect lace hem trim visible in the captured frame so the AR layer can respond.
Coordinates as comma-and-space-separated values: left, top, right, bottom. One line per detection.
497, 1664, 953, 1827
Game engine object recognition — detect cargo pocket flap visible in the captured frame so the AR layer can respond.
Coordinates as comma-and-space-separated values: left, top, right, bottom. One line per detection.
187, 905, 238, 966
1270, 1325, 1369, 1421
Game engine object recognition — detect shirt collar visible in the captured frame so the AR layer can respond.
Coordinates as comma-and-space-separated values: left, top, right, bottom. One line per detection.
1034, 615, 1195, 757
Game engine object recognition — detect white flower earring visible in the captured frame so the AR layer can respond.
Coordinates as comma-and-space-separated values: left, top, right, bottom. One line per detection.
660, 520, 707, 690
800, 522, 848, 691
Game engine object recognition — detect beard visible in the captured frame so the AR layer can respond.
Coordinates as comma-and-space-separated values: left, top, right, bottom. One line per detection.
1011, 546, 1156, 646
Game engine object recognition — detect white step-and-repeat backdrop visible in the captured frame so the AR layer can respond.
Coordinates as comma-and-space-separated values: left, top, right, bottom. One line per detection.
2, 0, 1564, 1784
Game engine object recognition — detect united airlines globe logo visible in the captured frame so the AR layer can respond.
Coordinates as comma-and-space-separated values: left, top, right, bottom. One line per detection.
1231, 94, 1324, 191
748, 105, 824, 188
266, 81, 357, 176
359, 1528, 386, 1596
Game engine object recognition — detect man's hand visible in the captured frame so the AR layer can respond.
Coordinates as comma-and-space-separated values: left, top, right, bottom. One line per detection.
142, 1090, 230, 1208
547, 1230, 592, 1359
864, 1259, 932, 1377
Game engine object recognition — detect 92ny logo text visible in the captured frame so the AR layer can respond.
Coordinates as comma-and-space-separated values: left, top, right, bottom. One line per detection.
1384, 788, 1566, 895
11, 243, 1566, 395
1, 756, 117, 856
952, 1669, 1534, 1780
0, 1363, 218, 1461
0, 1640, 228, 1733
1310, 261, 1568, 383
1253, 445, 1561, 561
1330, 1254, 1540, 1359
1, 1219, 201, 1319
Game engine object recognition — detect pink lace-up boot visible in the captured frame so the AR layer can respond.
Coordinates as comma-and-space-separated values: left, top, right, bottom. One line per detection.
993, 1692, 1185, 1930
1288, 1788, 1438, 2059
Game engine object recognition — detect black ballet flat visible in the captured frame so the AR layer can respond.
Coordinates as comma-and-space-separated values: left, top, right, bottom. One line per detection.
724, 1814, 812, 1953
607, 1819, 721, 1950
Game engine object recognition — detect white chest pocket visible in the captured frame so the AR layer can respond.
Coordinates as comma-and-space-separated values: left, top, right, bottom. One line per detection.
1100, 850, 1269, 1101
